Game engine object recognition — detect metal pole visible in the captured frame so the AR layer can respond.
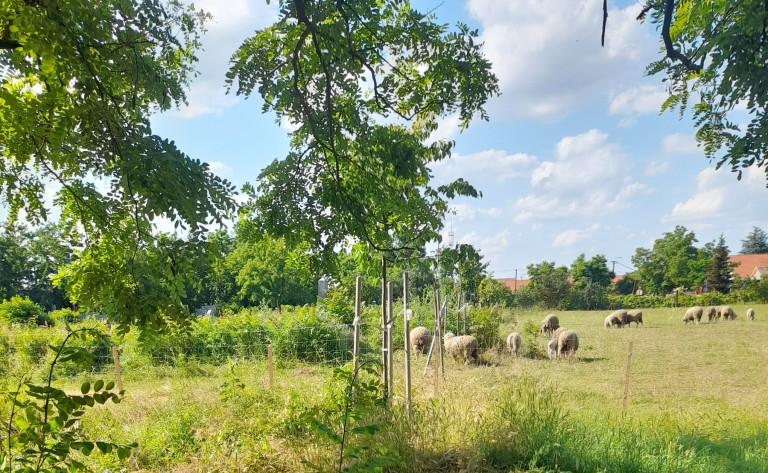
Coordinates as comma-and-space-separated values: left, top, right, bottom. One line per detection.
387, 281, 394, 397
403, 273, 412, 419
622, 341, 634, 412
354, 276, 361, 375
381, 255, 388, 398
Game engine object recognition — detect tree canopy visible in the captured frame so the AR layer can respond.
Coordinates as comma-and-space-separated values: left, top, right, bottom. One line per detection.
740, 226, 768, 254
641, 0, 768, 184
227, 0, 499, 272
631, 225, 711, 294
706, 235, 732, 294
1, 0, 236, 335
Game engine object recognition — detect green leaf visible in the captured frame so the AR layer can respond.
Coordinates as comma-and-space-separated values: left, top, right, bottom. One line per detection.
95, 442, 112, 454
80, 382, 90, 394
93, 379, 104, 392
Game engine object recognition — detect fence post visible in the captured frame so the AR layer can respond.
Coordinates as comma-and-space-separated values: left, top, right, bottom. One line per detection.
111, 346, 123, 392
462, 292, 467, 334
354, 276, 361, 375
387, 281, 394, 397
381, 256, 388, 399
267, 344, 274, 390
403, 272, 412, 419
456, 290, 461, 336
622, 341, 633, 412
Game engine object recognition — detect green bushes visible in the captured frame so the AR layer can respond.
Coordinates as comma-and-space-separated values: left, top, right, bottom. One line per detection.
0, 296, 52, 326
607, 292, 743, 310
140, 306, 356, 366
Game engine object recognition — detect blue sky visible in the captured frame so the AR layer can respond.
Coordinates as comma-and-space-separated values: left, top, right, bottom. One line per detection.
151, 0, 768, 278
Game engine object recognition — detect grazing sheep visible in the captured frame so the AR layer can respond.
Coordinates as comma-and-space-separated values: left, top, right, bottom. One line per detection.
547, 338, 557, 360
552, 326, 565, 342
539, 314, 560, 336
409, 326, 431, 358
506, 332, 522, 356
555, 330, 579, 360
604, 310, 625, 328
683, 306, 703, 324
719, 305, 736, 320
704, 306, 717, 323
443, 332, 479, 365
626, 309, 643, 327
747, 308, 755, 321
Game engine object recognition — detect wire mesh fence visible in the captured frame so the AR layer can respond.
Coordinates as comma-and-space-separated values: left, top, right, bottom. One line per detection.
2, 322, 387, 376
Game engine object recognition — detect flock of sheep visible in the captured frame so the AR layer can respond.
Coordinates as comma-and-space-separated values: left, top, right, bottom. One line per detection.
681, 305, 756, 324
408, 306, 758, 366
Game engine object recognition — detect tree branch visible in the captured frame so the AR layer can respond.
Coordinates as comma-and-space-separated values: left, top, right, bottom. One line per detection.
0, 38, 21, 50
661, 0, 703, 72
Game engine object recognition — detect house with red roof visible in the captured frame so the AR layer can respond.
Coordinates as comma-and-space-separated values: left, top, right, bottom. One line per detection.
729, 254, 768, 280
497, 278, 531, 293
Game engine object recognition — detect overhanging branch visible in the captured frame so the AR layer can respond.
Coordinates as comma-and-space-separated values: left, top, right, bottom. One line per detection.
661, 0, 702, 72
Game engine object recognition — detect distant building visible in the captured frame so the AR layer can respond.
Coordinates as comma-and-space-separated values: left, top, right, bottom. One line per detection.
496, 278, 531, 293
729, 254, 768, 280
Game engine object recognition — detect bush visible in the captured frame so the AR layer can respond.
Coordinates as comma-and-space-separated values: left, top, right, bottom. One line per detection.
0, 296, 52, 326
466, 305, 504, 349
320, 288, 355, 324
49, 308, 82, 325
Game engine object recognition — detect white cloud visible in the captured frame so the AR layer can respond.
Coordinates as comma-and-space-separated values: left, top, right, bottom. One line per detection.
208, 161, 233, 177
467, 0, 655, 118
661, 133, 699, 155
432, 149, 537, 187
429, 114, 463, 143
172, 1, 278, 118
448, 204, 504, 222
449, 204, 477, 221
458, 229, 511, 263
553, 223, 602, 248
608, 84, 667, 115
645, 160, 668, 176
513, 129, 644, 222
662, 167, 739, 222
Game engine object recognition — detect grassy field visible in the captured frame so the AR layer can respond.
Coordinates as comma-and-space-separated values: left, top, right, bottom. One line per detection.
29, 305, 768, 472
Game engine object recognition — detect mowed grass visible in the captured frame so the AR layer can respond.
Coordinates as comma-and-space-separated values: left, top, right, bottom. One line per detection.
73, 304, 768, 472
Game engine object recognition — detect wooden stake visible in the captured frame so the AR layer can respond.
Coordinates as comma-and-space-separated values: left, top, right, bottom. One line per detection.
387, 281, 394, 396
403, 273, 412, 419
354, 276, 361, 375
622, 341, 633, 411
111, 346, 123, 392
267, 344, 274, 389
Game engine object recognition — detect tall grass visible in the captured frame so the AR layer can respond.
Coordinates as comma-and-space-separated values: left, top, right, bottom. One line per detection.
2, 305, 767, 472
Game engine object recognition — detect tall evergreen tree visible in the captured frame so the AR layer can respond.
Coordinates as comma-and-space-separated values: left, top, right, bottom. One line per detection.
707, 235, 732, 294
740, 227, 768, 254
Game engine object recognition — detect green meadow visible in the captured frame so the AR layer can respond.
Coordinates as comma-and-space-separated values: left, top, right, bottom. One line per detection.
3, 305, 767, 472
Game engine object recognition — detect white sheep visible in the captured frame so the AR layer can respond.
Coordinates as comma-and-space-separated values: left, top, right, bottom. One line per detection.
604, 310, 625, 328
626, 309, 643, 327
719, 305, 736, 320
443, 332, 479, 365
747, 308, 755, 321
547, 327, 565, 359
683, 306, 703, 324
539, 314, 560, 336
409, 326, 431, 358
704, 306, 717, 323
547, 338, 556, 360
506, 332, 522, 357
555, 329, 579, 360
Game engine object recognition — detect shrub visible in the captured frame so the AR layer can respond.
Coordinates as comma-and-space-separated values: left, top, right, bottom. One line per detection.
320, 288, 355, 324
0, 296, 52, 326
466, 305, 504, 349
49, 307, 82, 324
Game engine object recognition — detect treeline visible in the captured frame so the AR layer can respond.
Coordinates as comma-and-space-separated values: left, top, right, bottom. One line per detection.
480, 225, 768, 310
2, 222, 768, 325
